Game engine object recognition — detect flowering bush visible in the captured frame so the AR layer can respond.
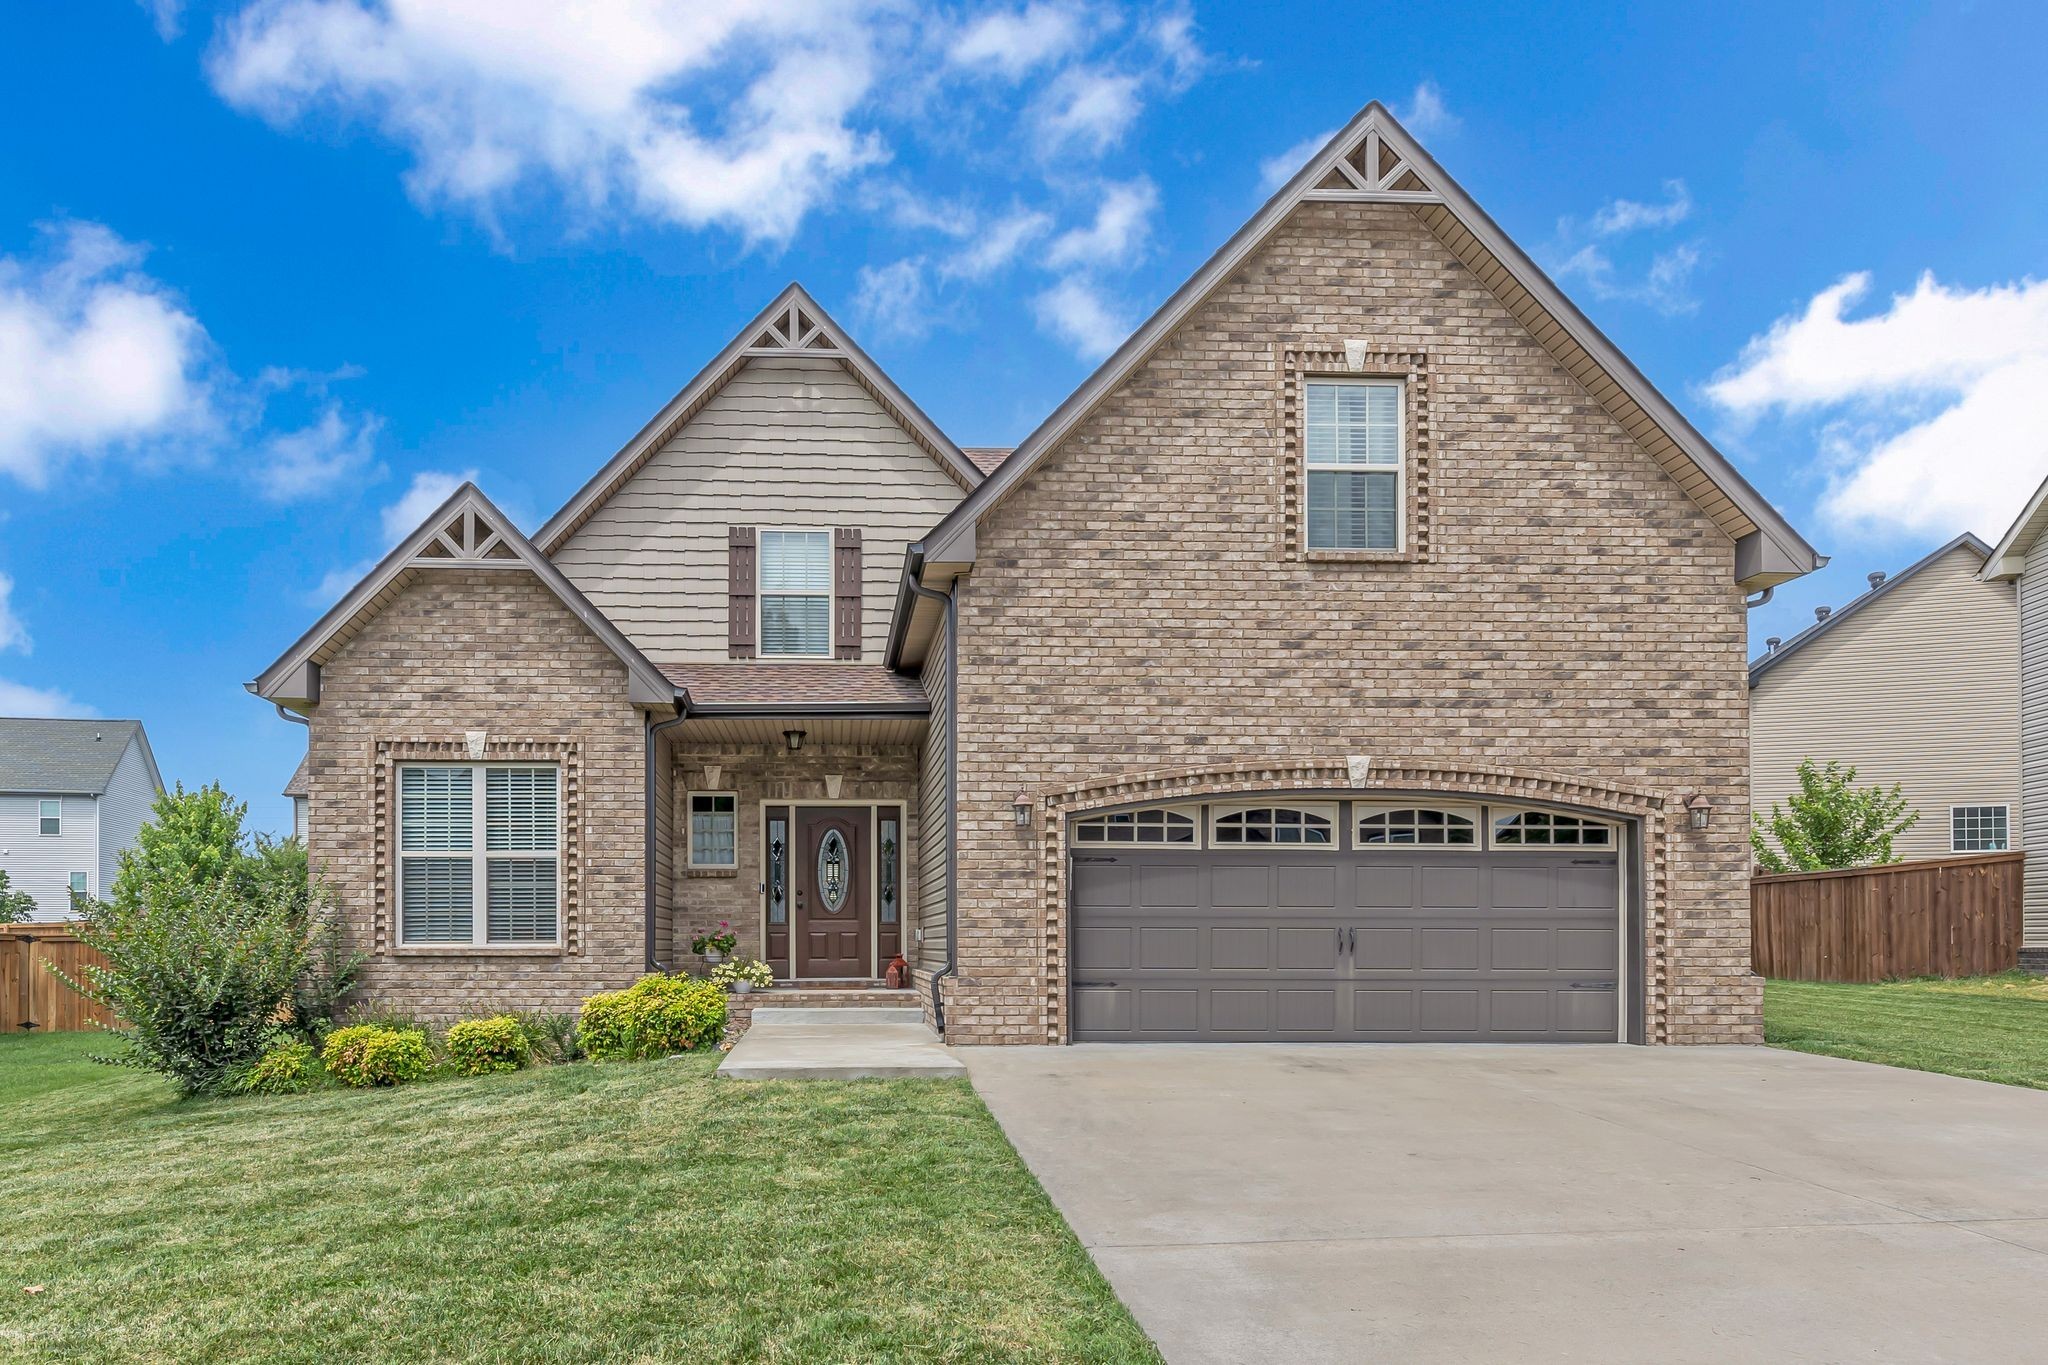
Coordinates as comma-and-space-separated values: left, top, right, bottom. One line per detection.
579, 975, 727, 1060
690, 922, 738, 955
322, 1024, 434, 1087
234, 1037, 322, 1095
710, 958, 774, 991
445, 1016, 531, 1075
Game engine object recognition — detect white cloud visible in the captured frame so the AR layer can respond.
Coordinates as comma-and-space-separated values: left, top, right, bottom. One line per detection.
255, 405, 384, 501
207, 0, 893, 244
948, 2, 1089, 78
1032, 65, 1143, 156
854, 258, 931, 339
0, 678, 92, 719
0, 222, 211, 485
1032, 276, 1128, 360
940, 207, 1052, 280
1398, 80, 1457, 139
1708, 271, 2048, 537
1590, 179, 1692, 236
1557, 241, 1702, 317
310, 466, 480, 604
1260, 128, 1334, 193
1552, 178, 1702, 317
1045, 178, 1156, 268
139, 0, 184, 39
1147, 6, 1208, 89
0, 573, 28, 654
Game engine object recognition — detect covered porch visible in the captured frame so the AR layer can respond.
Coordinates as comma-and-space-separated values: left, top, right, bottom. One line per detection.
659, 663, 927, 983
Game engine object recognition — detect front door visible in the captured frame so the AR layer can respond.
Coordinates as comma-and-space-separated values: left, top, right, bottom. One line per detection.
795, 807, 868, 977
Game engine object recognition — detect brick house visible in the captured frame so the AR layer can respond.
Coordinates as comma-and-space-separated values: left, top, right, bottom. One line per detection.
250, 102, 1819, 1044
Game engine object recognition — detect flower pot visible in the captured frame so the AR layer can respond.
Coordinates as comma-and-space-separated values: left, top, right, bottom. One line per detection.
734, 980, 754, 995
703, 950, 724, 964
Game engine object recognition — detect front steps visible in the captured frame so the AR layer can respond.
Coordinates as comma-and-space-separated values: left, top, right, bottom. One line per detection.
722, 980, 925, 1042
716, 1006, 963, 1080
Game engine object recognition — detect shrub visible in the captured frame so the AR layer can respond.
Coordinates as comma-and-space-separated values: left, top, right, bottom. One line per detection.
579, 975, 727, 1061
0, 869, 35, 925
235, 1038, 322, 1095
445, 1016, 531, 1075
514, 1011, 583, 1064
322, 1024, 434, 1087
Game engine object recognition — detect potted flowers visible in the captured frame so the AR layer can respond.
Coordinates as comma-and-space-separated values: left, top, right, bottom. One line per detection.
711, 958, 774, 994
691, 922, 738, 964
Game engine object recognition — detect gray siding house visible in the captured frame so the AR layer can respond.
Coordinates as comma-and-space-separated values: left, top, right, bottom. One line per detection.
1750, 535, 2020, 862
1983, 482, 2048, 964
0, 718, 164, 919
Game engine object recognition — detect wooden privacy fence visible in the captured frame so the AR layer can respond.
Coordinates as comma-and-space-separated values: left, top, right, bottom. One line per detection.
2, 923, 114, 1033
1751, 852, 2024, 981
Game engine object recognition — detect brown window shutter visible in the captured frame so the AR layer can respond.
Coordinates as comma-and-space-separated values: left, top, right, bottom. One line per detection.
728, 526, 756, 658
834, 528, 862, 660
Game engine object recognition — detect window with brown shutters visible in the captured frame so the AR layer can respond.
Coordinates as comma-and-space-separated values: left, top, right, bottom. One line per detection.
833, 528, 862, 660
727, 526, 756, 658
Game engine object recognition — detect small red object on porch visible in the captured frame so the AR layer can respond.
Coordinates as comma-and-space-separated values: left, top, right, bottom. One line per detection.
885, 953, 910, 989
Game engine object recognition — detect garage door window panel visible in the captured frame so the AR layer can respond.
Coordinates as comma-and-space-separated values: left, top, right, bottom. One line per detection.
1491, 809, 1613, 848
1355, 805, 1478, 847
1211, 804, 1335, 846
1074, 807, 1199, 846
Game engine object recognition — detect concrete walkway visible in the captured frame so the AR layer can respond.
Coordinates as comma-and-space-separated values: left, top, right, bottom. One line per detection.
717, 1007, 964, 1080
963, 1044, 2048, 1363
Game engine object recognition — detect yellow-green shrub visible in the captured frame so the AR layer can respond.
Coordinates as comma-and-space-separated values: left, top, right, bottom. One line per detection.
234, 1037, 322, 1095
445, 1015, 531, 1075
322, 1023, 434, 1087
579, 974, 726, 1061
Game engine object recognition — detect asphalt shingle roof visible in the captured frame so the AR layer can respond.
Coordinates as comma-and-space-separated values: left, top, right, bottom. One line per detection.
0, 718, 147, 794
659, 663, 927, 710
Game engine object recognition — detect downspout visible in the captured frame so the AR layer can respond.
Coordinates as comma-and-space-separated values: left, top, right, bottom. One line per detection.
274, 703, 309, 729
1743, 586, 1774, 610
903, 555, 958, 1035
646, 700, 688, 974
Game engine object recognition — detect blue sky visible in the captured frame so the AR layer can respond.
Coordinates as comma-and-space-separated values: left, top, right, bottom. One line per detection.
3, 1, 2044, 833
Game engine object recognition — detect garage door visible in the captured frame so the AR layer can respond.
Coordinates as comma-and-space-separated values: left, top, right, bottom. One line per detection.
1070, 822, 1622, 1043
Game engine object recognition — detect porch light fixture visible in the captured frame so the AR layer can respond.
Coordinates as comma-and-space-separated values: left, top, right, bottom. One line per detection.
783, 729, 806, 754
1013, 793, 1033, 828
1683, 792, 1712, 831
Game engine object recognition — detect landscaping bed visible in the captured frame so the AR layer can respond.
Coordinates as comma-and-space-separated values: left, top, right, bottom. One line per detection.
1763, 972, 2048, 1089
0, 1031, 1158, 1364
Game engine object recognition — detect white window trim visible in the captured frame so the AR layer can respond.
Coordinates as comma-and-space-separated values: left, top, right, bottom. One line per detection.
1352, 801, 1483, 850
1949, 804, 2011, 854
1208, 801, 1339, 848
38, 799, 60, 836
68, 872, 88, 895
1486, 805, 1616, 851
397, 762, 562, 948
756, 526, 835, 660
1304, 377, 1405, 553
688, 790, 740, 869
1072, 803, 1205, 848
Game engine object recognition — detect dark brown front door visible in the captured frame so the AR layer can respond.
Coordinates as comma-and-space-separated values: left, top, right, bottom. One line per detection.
795, 807, 867, 977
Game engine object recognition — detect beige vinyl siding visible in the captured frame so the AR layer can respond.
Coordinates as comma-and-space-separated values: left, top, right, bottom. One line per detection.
2021, 539, 2048, 945
550, 355, 966, 662
1751, 544, 2020, 865
915, 623, 951, 972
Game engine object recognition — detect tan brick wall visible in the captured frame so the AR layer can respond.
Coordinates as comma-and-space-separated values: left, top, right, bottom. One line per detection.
942, 201, 1757, 1046
305, 569, 650, 1019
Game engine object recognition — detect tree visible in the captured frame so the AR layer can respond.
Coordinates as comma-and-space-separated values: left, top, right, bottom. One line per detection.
1751, 759, 1918, 873
111, 782, 253, 913
0, 869, 36, 925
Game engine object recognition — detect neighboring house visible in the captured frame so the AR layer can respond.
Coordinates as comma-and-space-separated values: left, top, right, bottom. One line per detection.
0, 718, 164, 920
284, 756, 309, 841
1749, 534, 2020, 862
248, 102, 1821, 1045
1982, 479, 2048, 966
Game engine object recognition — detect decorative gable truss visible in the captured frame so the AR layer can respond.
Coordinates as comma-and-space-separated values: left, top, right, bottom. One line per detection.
247, 483, 676, 711
1302, 125, 1441, 201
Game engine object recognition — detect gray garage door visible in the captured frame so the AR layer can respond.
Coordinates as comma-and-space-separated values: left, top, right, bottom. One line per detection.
1070, 847, 1622, 1042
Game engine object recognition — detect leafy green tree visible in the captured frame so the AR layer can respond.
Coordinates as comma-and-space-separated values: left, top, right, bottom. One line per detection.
0, 868, 36, 924
1751, 759, 1919, 873
111, 782, 252, 912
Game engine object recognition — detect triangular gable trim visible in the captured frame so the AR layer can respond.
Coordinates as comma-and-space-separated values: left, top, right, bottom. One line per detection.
248, 483, 676, 708
1749, 533, 1990, 686
918, 101, 1820, 591
534, 283, 981, 555
1981, 470, 2048, 580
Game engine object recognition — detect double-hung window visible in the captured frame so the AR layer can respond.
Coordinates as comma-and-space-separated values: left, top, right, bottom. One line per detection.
1950, 805, 2010, 853
690, 792, 738, 868
398, 764, 560, 946
38, 800, 60, 836
1305, 379, 1403, 551
759, 530, 833, 657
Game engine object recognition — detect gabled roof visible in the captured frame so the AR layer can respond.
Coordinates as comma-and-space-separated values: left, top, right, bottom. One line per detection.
961, 446, 1012, 475
1748, 533, 1990, 687
1980, 469, 2048, 580
0, 717, 160, 796
248, 483, 676, 709
283, 755, 309, 798
534, 284, 983, 555
915, 101, 1821, 591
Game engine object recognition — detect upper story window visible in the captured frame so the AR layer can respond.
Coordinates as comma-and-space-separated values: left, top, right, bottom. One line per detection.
1356, 806, 1477, 846
1074, 808, 1199, 845
38, 800, 60, 836
1305, 380, 1402, 551
1491, 809, 1613, 848
758, 530, 833, 657
1212, 805, 1335, 846
398, 764, 560, 947
1951, 805, 2010, 853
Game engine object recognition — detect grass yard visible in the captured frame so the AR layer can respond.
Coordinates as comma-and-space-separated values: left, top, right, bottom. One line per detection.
1764, 972, 2048, 1089
0, 1032, 1159, 1365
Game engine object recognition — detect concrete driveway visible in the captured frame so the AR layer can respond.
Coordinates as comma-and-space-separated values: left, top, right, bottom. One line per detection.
962, 1045, 2048, 1363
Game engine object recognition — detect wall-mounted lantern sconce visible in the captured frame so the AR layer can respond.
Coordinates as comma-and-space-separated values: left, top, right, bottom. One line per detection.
1683, 792, 1712, 831
784, 729, 806, 754
1013, 793, 1033, 828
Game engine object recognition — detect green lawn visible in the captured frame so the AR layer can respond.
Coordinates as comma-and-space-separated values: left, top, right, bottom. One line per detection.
1764, 972, 2048, 1089
0, 1032, 1158, 1364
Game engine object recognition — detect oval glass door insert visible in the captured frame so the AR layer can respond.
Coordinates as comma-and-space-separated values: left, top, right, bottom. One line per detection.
817, 829, 849, 913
